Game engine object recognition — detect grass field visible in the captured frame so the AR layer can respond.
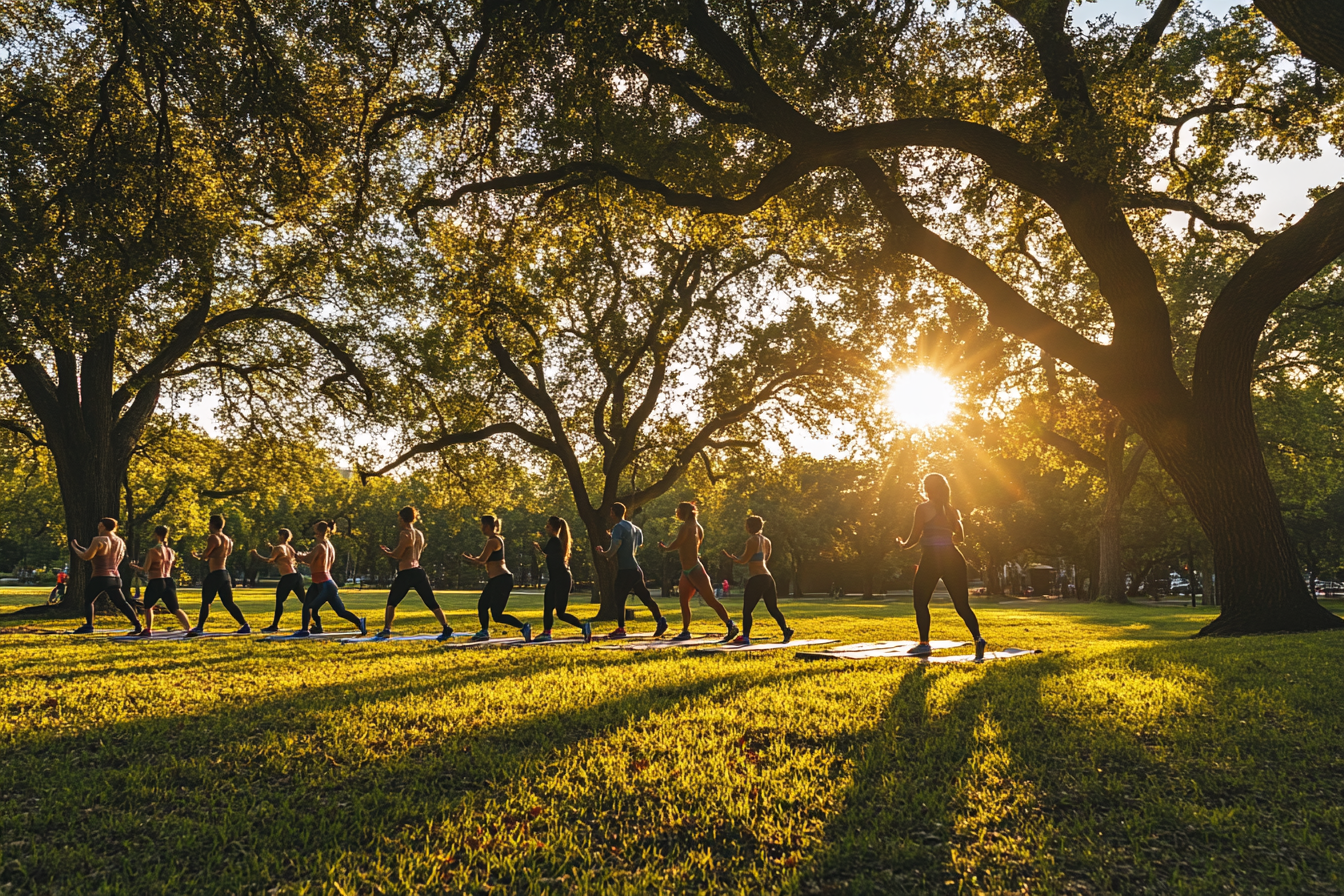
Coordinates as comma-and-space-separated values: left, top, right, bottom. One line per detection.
1, 586, 1342, 895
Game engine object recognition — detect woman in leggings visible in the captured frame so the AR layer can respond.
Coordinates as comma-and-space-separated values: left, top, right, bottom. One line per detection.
897, 473, 986, 660
723, 515, 792, 645
131, 525, 191, 635
532, 516, 589, 642
464, 515, 529, 642
251, 528, 306, 633
376, 506, 454, 640
293, 520, 366, 637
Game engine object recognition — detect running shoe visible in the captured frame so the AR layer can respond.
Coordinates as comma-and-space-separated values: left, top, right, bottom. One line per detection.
781, 626, 794, 644
974, 638, 987, 661
436, 625, 455, 642
607, 627, 627, 640
137, 628, 153, 638
311, 622, 324, 634
235, 624, 252, 635
653, 617, 669, 639
581, 621, 593, 643
730, 635, 751, 646
671, 631, 693, 642
534, 632, 553, 643
290, 629, 311, 638
358, 617, 368, 636
373, 629, 392, 641
260, 625, 280, 634
723, 621, 739, 642
71, 623, 95, 634
130, 625, 144, 636
907, 642, 933, 656
521, 622, 532, 643
469, 630, 491, 642
186, 627, 204, 637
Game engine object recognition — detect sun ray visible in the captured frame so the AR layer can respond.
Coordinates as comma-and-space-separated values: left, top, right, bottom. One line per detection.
885, 368, 958, 429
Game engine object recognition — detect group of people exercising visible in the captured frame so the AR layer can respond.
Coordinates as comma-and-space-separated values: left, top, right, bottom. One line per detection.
67, 473, 986, 658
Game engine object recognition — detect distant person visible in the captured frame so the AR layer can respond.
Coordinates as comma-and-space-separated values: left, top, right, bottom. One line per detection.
251, 528, 307, 633
375, 506, 454, 640
131, 525, 191, 635
464, 515, 528, 642
532, 516, 589, 642
69, 517, 141, 634
189, 514, 251, 634
897, 473, 986, 660
723, 515, 792, 645
593, 503, 667, 640
294, 520, 365, 636
658, 501, 736, 642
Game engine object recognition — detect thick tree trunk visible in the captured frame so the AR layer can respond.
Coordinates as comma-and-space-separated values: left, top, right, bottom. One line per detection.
581, 517, 621, 621
48, 432, 127, 618
1095, 506, 1128, 603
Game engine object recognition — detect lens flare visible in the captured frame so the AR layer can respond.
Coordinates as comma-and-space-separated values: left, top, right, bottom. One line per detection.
885, 368, 958, 429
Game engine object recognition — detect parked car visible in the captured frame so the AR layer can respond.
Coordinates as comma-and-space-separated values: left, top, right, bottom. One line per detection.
1314, 581, 1344, 597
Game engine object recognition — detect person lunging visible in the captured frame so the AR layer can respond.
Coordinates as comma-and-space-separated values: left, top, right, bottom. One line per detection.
69, 517, 140, 634
464, 515, 528, 642
897, 473, 986, 660
593, 503, 667, 639
376, 506, 454, 641
190, 514, 250, 634
659, 501, 736, 642
723, 515, 791, 645
532, 516, 589, 643
131, 526, 190, 635
251, 528, 305, 633
294, 520, 365, 637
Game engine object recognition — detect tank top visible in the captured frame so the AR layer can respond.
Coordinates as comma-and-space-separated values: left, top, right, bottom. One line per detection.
93, 535, 125, 577
543, 536, 567, 576
488, 537, 504, 563
921, 505, 955, 547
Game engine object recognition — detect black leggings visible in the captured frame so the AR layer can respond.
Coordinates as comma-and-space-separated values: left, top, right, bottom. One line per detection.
612, 568, 662, 623
270, 573, 306, 627
478, 573, 523, 631
144, 578, 180, 614
913, 545, 981, 641
388, 568, 439, 610
302, 580, 360, 629
742, 574, 787, 636
544, 569, 583, 630
197, 569, 247, 628
84, 576, 139, 627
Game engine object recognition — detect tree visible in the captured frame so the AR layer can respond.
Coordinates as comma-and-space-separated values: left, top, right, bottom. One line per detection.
361, 189, 864, 617
419, 0, 1344, 633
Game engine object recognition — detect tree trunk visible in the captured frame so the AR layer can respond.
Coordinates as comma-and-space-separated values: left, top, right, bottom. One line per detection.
581, 517, 621, 621
1095, 506, 1128, 603
48, 433, 128, 618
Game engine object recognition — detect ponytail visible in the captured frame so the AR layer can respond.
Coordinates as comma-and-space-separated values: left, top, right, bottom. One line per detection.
548, 515, 572, 564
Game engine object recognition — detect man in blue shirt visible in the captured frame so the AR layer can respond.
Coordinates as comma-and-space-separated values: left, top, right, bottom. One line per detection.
594, 502, 668, 639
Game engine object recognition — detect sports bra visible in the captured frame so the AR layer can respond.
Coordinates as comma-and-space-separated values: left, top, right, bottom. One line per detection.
749, 537, 765, 562
488, 538, 504, 562
922, 506, 955, 547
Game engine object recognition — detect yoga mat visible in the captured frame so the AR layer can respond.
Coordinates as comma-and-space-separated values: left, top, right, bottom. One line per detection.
925, 648, 1040, 664
260, 630, 361, 642
798, 640, 969, 660
596, 635, 723, 651
340, 632, 470, 644
692, 638, 836, 655
508, 635, 588, 647
109, 630, 192, 643
59, 629, 135, 637
440, 636, 525, 650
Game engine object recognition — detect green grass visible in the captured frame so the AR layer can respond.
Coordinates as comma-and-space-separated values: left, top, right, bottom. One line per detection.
1, 587, 1342, 895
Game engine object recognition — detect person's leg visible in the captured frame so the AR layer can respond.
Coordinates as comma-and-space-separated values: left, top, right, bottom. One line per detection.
912, 556, 939, 643
477, 583, 492, 633
196, 571, 221, 629
741, 575, 763, 638
543, 578, 558, 632
301, 582, 326, 631
325, 585, 364, 629
143, 580, 161, 631
82, 577, 108, 627
489, 575, 525, 629
553, 571, 583, 629
606, 570, 635, 630
677, 573, 694, 632
102, 579, 140, 629
162, 581, 191, 631
760, 575, 789, 635
215, 575, 248, 627
945, 548, 982, 642
688, 565, 732, 627
384, 570, 411, 632
270, 579, 289, 629
631, 569, 663, 621
410, 569, 450, 628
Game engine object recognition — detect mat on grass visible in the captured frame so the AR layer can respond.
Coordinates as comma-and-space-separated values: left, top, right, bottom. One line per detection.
595, 634, 722, 651
109, 630, 193, 643
55, 629, 135, 637
692, 638, 836, 655
440, 635, 524, 649
797, 640, 968, 661
260, 630, 362, 642
925, 647, 1040, 664
340, 632, 470, 644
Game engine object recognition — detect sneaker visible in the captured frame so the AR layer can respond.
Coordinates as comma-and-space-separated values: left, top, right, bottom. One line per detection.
581, 621, 593, 643
235, 624, 252, 635
469, 630, 491, 642
186, 627, 204, 637
260, 625, 280, 634
136, 628, 153, 638
671, 630, 693, 642
781, 626, 794, 644
724, 621, 739, 642
653, 617, 669, 639
72, 623, 95, 634
607, 627, 627, 640
290, 629, 311, 638
731, 635, 751, 646
975, 638, 987, 661
521, 622, 532, 643
358, 617, 368, 636
908, 642, 933, 656
534, 632, 553, 643
130, 624, 144, 636
311, 622, 324, 634
436, 625, 455, 642
373, 629, 392, 641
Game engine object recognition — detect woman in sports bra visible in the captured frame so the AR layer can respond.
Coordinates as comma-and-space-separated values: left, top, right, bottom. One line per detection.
131, 525, 191, 635
723, 515, 792, 645
897, 473, 986, 659
464, 515, 529, 642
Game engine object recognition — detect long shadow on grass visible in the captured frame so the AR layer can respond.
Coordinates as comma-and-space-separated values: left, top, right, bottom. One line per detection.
0, 649, 816, 895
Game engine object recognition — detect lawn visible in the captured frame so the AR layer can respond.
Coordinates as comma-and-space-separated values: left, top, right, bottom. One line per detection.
0, 587, 1341, 895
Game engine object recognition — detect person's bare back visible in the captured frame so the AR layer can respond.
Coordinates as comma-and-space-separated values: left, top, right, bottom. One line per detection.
398, 526, 425, 571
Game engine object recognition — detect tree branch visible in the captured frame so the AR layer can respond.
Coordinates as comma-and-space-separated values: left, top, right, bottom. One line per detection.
358, 421, 557, 483
1125, 192, 1268, 243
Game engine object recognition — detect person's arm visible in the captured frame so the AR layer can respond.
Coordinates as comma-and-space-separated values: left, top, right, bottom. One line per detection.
658, 524, 690, 552
129, 547, 151, 572
463, 537, 495, 566
597, 526, 622, 557
382, 530, 410, 559
722, 538, 752, 564
952, 508, 965, 543
897, 507, 927, 550
69, 536, 101, 562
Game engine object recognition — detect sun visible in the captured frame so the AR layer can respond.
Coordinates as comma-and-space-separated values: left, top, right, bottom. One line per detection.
885, 368, 958, 429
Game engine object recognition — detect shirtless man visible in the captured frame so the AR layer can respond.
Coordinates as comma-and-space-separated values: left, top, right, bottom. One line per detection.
657, 501, 737, 642
130, 525, 191, 635
293, 520, 366, 637
251, 528, 306, 633
375, 506, 454, 640
69, 517, 141, 634
189, 514, 250, 634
